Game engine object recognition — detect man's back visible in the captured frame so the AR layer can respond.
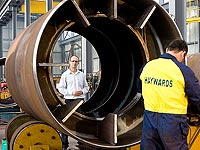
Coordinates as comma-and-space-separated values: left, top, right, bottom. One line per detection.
140, 57, 187, 114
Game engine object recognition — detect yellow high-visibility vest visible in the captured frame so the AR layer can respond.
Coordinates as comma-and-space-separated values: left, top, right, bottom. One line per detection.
140, 58, 188, 114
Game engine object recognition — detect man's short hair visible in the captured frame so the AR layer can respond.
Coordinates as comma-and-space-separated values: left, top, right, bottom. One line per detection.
167, 39, 188, 53
69, 55, 79, 61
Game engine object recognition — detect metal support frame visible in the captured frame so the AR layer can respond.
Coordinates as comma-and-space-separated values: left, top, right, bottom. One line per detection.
24, 0, 30, 27
0, 26, 3, 79
0, 0, 23, 26
46, 0, 53, 12
169, 0, 187, 39
12, 6, 17, 39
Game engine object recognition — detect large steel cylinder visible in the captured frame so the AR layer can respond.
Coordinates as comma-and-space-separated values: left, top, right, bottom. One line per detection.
5, 0, 182, 148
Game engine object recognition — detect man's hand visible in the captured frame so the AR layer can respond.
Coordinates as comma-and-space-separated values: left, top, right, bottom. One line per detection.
72, 90, 83, 96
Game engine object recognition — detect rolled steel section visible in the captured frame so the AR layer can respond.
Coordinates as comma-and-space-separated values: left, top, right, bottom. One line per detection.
187, 53, 200, 82
5, 0, 182, 148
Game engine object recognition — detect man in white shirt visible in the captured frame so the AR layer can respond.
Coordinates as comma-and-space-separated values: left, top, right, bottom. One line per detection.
57, 55, 89, 101
57, 55, 89, 149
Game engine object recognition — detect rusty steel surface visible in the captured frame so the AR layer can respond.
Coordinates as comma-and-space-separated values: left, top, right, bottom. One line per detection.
187, 53, 200, 82
5, 0, 182, 148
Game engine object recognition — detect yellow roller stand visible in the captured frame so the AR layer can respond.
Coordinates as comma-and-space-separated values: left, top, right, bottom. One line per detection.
30, 145, 49, 150
126, 144, 140, 150
188, 126, 200, 150
9, 121, 62, 150
127, 125, 200, 150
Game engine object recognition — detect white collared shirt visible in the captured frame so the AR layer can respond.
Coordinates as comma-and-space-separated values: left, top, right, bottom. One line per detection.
57, 69, 89, 99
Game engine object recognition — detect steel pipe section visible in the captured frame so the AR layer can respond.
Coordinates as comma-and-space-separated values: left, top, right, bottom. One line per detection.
5, 0, 182, 148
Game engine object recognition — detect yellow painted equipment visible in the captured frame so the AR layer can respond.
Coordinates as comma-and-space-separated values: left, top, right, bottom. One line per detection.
127, 126, 200, 150
20, 0, 59, 14
188, 126, 200, 150
6, 114, 62, 150
187, 0, 200, 23
10, 122, 62, 150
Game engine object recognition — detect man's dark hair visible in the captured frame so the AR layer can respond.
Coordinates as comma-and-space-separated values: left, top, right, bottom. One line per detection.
167, 39, 188, 53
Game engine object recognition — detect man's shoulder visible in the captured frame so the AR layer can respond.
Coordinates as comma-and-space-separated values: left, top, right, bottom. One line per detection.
62, 69, 70, 75
77, 70, 85, 74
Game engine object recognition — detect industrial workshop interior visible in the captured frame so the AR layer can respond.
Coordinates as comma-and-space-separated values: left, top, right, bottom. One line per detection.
0, 0, 200, 149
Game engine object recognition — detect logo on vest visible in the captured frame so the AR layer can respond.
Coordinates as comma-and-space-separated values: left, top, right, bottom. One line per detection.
144, 77, 173, 87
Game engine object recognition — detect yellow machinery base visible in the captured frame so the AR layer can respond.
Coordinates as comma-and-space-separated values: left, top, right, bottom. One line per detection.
127, 125, 200, 150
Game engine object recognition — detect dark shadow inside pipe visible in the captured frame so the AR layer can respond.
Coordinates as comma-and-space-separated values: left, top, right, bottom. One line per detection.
35, 13, 160, 147
68, 17, 145, 117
